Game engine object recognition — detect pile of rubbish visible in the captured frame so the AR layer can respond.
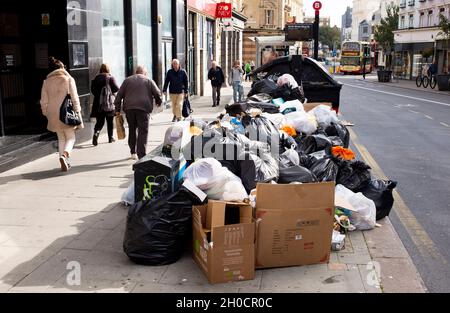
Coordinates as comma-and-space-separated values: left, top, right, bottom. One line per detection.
122, 73, 398, 281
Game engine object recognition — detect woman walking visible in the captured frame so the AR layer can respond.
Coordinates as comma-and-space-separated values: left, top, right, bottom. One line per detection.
90, 64, 120, 146
229, 60, 245, 103
40, 57, 84, 172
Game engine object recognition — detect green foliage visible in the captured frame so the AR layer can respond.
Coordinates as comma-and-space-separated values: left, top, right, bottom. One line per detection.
319, 26, 341, 49
437, 14, 450, 40
374, 4, 399, 52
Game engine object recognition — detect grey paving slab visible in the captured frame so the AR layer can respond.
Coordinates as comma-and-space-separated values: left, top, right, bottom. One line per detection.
65, 228, 113, 251
132, 282, 240, 294
374, 257, 427, 293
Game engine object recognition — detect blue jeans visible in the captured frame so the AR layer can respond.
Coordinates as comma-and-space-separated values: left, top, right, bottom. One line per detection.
232, 81, 244, 103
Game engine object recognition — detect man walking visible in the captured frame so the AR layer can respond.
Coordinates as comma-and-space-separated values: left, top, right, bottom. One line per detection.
208, 61, 225, 107
115, 66, 162, 160
163, 59, 189, 122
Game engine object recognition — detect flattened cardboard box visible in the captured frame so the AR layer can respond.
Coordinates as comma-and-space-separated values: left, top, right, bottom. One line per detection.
255, 182, 335, 269
193, 201, 255, 284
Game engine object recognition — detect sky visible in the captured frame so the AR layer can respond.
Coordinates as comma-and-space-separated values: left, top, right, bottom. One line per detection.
303, 0, 353, 27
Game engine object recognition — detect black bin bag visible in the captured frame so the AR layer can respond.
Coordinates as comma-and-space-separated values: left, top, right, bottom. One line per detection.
359, 180, 398, 221
309, 157, 339, 182
278, 166, 318, 184
336, 160, 372, 192
296, 134, 332, 155
325, 123, 350, 148
124, 187, 204, 266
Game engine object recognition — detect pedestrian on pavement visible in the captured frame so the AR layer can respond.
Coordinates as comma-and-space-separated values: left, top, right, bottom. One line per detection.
40, 57, 84, 172
90, 63, 120, 146
229, 60, 245, 103
251, 60, 256, 72
114, 66, 162, 160
163, 59, 189, 122
429, 60, 438, 78
208, 61, 225, 107
245, 61, 252, 82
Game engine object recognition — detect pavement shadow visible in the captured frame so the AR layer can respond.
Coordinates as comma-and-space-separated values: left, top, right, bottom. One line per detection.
0, 158, 131, 186
0, 201, 136, 292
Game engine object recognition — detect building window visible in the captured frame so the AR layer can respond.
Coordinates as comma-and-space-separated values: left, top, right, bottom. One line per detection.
101, 0, 126, 84
400, 16, 405, 29
409, 14, 414, 28
363, 26, 368, 34
158, 0, 172, 38
439, 8, 446, 21
198, 15, 204, 49
427, 10, 433, 27
265, 9, 274, 26
419, 12, 424, 27
134, 0, 152, 78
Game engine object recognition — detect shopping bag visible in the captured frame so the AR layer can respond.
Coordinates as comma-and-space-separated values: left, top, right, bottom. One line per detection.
115, 115, 126, 140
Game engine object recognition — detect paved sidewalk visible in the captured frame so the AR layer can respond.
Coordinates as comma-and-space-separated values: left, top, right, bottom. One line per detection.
0, 86, 426, 293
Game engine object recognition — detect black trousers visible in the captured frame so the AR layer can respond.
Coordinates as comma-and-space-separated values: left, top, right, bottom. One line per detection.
94, 112, 114, 139
126, 109, 150, 159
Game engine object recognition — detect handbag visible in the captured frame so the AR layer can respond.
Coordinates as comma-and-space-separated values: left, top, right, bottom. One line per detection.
59, 93, 82, 126
182, 97, 193, 118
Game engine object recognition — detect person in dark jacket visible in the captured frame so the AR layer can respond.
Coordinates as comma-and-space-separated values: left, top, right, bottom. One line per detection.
90, 64, 120, 146
208, 61, 225, 107
115, 66, 162, 160
163, 59, 189, 122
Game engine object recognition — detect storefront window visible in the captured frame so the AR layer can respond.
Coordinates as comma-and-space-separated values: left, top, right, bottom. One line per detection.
134, 0, 152, 78
412, 54, 423, 77
394, 51, 411, 79
158, 0, 172, 38
101, 0, 126, 84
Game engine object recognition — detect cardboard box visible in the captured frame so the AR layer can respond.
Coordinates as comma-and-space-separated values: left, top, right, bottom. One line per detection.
255, 182, 335, 269
193, 201, 255, 284
304, 102, 333, 113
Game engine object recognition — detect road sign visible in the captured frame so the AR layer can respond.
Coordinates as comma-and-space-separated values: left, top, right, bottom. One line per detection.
216, 2, 232, 19
313, 1, 322, 12
285, 23, 314, 41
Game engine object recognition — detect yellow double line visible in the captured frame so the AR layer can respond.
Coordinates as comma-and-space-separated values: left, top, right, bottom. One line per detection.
348, 127, 447, 265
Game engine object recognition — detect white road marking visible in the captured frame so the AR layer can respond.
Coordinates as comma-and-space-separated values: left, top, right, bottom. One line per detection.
440, 122, 449, 127
408, 110, 419, 114
425, 115, 434, 120
344, 83, 450, 107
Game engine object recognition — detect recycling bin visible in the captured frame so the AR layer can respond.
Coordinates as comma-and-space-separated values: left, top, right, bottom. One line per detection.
133, 146, 187, 203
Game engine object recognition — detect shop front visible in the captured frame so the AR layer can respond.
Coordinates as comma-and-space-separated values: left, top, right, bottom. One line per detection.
187, 0, 217, 96
394, 42, 435, 79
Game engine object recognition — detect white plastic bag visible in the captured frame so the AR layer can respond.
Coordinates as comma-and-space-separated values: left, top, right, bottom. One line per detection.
261, 113, 288, 129
277, 74, 299, 89
279, 100, 305, 115
310, 105, 339, 126
335, 185, 377, 231
121, 182, 135, 206
183, 158, 249, 202
285, 111, 318, 135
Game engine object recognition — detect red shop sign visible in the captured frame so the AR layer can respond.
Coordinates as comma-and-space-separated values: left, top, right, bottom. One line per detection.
216, 2, 232, 19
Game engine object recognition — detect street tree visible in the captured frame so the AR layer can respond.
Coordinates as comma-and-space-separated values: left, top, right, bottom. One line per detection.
437, 14, 450, 73
319, 26, 341, 51
374, 4, 399, 71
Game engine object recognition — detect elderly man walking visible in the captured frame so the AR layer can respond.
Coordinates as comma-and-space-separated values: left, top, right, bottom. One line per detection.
163, 59, 189, 122
115, 66, 162, 160
208, 61, 225, 107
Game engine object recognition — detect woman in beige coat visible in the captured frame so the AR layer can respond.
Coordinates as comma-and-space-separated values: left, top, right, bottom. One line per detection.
40, 57, 84, 172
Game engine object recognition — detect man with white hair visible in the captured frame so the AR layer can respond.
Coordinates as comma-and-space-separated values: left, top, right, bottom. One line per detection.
115, 66, 162, 160
163, 59, 189, 122
208, 61, 225, 107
